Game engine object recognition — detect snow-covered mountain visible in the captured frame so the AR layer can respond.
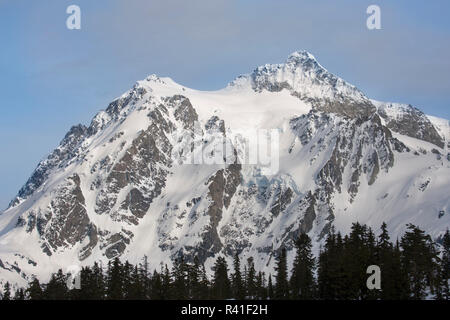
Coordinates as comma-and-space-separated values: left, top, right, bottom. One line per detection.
1, 51, 449, 287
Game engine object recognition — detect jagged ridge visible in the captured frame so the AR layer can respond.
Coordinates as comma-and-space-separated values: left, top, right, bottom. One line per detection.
0, 51, 448, 288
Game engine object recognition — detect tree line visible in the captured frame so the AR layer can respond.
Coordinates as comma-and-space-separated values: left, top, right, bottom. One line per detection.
1, 223, 449, 300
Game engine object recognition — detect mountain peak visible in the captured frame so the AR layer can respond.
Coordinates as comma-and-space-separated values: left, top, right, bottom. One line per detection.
1, 50, 449, 288
227, 50, 323, 90
144, 74, 171, 84
286, 50, 318, 64
284, 50, 328, 74
241, 50, 375, 118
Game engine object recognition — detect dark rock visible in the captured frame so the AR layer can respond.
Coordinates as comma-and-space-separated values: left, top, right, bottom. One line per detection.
270, 188, 293, 217
167, 95, 199, 131
379, 105, 444, 148
205, 116, 226, 135
40, 174, 97, 259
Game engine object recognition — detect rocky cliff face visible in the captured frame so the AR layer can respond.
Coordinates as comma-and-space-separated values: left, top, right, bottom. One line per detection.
245, 51, 376, 119
373, 100, 445, 148
1, 52, 449, 286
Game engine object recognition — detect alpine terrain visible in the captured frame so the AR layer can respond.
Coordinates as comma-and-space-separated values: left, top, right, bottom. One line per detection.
1, 51, 449, 287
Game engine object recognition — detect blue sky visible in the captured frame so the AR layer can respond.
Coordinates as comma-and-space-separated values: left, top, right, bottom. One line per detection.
0, 0, 449, 210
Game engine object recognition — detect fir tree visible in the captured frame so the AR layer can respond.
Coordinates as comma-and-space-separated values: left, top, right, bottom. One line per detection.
14, 288, 25, 300
197, 263, 210, 299
106, 257, 124, 300
401, 224, 439, 299
2, 282, 11, 300
92, 262, 106, 299
318, 228, 343, 299
255, 271, 267, 300
364, 226, 379, 300
391, 240, 411, 299
274, 248, 289, 299
44, 269, 68, 300
268, 274, 274, 300
346, 223, 372, 299
231, 253, 245, 300
128, 265, 145, 299
26, 278, 43, 300
161, 264, 172, 299
171, 256, 188, 299
7, 222, 448, 301
78, 266, 94, 299
150, 269, 164, 300
246, 257, 257, 299
187, 257, 201, 299
376, 222, 396, 299
211, 256, 231, 299
122, 261, 133, 299
140, 256, 151, 299
290, 233, 316, 299
438, 229, 450, 300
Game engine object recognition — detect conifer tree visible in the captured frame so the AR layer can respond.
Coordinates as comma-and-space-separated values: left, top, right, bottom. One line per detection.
78, 266, 94, 299
376, 222, 396, 299
290, 233, 316, 299
75, 262, 104, 300
441, 229, 450, 299
401, 224, 438, 299
106, 257, 124, 300
8, 222, 448, 301
246, 257, 257, 299
122, 261, 133, 299
255, 271, 267, 299
14, 288, 25, 300
274, 248, 289, 299
268, 274, 274, 300
128, 265, 145, 299
378, 223, 391, 250
197, 263, 210, 299
187, 257, 201, 299
211, 256, 231, 299
150, 269, 164, 300
365, 226, 379, 300
346, 223, 372, 299
162, 264, 172, 299
92, 262, 105, 299
231, 253, 245, 300
26, 278, 43, 300
318, 227, 343, 299
171, 256, 188, 299
140, 256, 151, 299
242, 265, 247, 295
390, 240, 411, 299
44, 269, 68, 300
2, 282, 11, 300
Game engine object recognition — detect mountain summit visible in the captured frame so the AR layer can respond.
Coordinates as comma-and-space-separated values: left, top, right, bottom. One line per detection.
0, 51, 449, 286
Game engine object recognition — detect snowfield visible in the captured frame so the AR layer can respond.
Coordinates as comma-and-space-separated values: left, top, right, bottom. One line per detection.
0, 51, 449, 288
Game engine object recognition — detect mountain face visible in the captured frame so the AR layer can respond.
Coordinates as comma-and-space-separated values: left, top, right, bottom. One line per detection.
1, 51, 449, 286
